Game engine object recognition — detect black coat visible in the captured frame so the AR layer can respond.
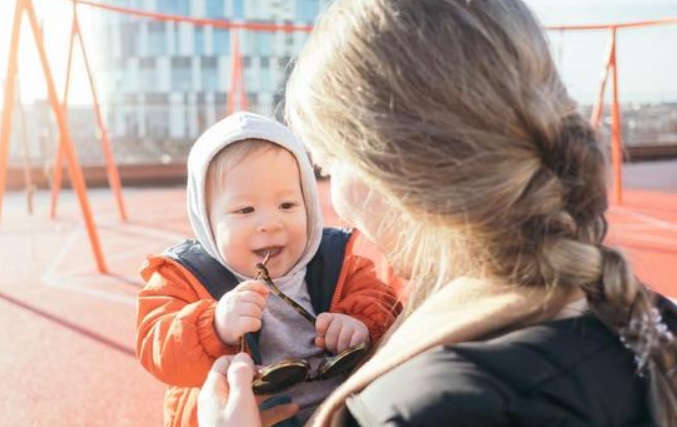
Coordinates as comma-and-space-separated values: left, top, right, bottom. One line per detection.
345, 315, 656, 427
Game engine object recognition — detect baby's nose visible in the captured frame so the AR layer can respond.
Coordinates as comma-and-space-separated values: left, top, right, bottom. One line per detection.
257, 212, 283, 232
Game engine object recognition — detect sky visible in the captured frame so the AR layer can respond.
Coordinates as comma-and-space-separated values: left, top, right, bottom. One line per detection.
1, 0, 677, 106
524, 0, 677, 104
0, 0, 96, 106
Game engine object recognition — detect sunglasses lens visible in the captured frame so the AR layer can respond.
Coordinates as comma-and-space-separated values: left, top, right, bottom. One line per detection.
252, 360, 310, 395
317, 342, 368, 380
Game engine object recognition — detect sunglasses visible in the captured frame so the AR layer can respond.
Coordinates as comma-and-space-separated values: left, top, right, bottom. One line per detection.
245, 255, 369, 395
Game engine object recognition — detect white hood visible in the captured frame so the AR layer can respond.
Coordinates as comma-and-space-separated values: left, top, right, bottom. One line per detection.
186, 111, 323, 280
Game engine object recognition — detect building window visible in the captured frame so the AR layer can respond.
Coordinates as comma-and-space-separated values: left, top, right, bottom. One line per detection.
215, 93, 228, 119
157, 0, 190, 15
260, 66, 273, 92
239, 30, 254, 56
146, 110, 169, 139
114, 59, 133, 93
139, 57, 157, 93
197, 106, 207, 134
233, 0, 244, 19
148, 21, 167, 56
247, 92, 258, 111
202, 56, 219, 92
213, 28, 230, 55
256, 32, 272, 56
124, 111, 139, 139
194, 27, 204, 55
120, 22, 139, 56
145, 94, 170, 139
171, 57, 193, 91
206, 0, 223, 18
297, 0, 318, 22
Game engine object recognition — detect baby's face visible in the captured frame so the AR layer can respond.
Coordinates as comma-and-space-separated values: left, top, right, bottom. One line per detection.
209, 148, 308, 278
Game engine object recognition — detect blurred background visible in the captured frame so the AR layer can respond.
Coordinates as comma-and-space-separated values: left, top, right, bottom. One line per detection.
1, 0, 676, 187
0, 1, 676, 426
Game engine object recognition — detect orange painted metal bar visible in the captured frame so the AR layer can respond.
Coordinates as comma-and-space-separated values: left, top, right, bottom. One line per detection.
227, 30, 248, 114
608, 28, 623, 205
235, 31, 248, 111
64, 0, 676, 32
589, 30, 615, 130
69, 0, 313, 33
0, 0, 26, 225
24, 0, 108, 272
546, 16, 677, 31
226, 30, 238, 114
73, 5, 128, 221
50, 9, 77, 219
51, 3, 128, 221
16, 78, 35, 214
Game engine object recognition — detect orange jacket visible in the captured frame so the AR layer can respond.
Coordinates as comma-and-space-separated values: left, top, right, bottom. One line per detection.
136, 232, 401, 427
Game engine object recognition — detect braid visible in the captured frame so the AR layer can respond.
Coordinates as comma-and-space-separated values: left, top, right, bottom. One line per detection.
531, 115, 677, 427
586, 248, 677, 427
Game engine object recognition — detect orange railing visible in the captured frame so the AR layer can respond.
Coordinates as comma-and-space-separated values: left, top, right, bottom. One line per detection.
546, 17, 677, 204
0, 0, 675, 272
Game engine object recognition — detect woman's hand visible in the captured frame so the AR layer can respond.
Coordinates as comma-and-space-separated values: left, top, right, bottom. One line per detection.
198, 353, 299, 427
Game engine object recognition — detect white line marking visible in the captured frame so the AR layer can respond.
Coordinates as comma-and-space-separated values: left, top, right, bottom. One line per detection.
43, 229, 83, 277
41, 227, 141, 305
610, 207, 677, 232
97, 219, 189, 242
609, 233, 677, 250
41, 273, 136, 306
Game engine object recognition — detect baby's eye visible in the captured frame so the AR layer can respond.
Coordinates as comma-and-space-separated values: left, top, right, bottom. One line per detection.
280, 202, 298, 210
235, 207, 254, 214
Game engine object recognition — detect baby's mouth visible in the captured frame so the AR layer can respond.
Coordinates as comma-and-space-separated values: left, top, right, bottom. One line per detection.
254, 246, 283, 259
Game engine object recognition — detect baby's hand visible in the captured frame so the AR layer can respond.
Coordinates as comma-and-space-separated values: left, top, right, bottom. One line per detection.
315, 313, 369, 354
214, 280, 269, 346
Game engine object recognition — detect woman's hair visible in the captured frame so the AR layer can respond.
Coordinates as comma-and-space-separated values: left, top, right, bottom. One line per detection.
285, 0, 677, 424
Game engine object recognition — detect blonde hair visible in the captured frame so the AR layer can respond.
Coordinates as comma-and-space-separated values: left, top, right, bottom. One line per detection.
206, 139, 286, 212
286, 0, 677, 424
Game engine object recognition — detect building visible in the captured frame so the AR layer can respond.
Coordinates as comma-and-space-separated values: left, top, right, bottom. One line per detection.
98, 0, 330, 164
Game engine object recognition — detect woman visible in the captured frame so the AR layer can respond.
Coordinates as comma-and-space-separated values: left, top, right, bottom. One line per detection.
200, 0, 677, 425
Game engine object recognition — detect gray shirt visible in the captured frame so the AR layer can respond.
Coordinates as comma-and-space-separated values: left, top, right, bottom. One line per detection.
258, 276, 345, 422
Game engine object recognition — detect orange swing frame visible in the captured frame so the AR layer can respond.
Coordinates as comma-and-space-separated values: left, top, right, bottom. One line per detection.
50, 0, 128, 222
0, 0, 107, 272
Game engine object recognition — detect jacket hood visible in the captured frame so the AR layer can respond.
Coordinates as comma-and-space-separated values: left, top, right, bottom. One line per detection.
186, 111, 323, 279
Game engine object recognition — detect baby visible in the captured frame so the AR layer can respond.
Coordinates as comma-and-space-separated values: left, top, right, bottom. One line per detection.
136, 112, 401, 427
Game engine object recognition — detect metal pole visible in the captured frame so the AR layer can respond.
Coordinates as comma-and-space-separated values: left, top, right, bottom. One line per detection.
74, 6, 128, 220
609, 28, 624, 205
0, 0, 26, 226
590, 29, 615, 130
50, 9, 77, 219
25, 0, 108, 272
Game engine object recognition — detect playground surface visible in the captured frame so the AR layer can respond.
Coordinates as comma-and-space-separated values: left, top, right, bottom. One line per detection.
1, 162, 676, 427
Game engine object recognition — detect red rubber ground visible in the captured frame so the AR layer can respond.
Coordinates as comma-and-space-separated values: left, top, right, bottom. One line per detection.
1, 163, 675, 427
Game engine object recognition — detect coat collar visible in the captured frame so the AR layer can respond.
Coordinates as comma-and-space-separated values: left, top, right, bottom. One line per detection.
307, 278, 578, 426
